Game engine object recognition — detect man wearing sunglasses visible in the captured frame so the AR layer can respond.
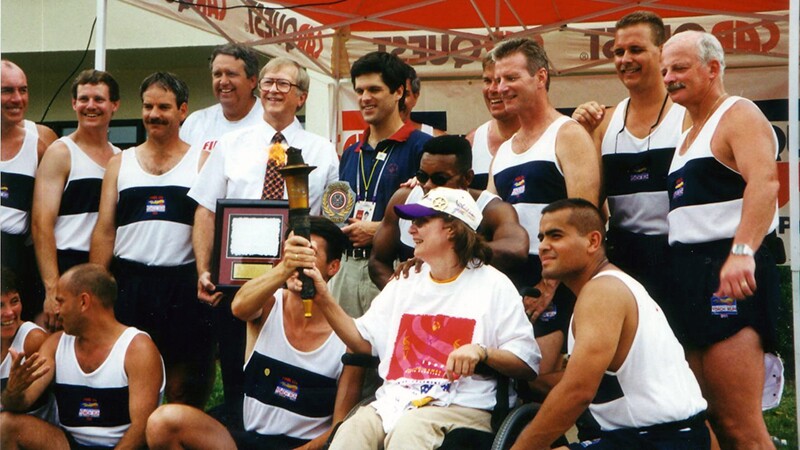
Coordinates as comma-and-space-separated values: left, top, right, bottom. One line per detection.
330, 51, 431, 320
188, 57, 339, 425
570, 11, 690, 311
369, 135, 528, 290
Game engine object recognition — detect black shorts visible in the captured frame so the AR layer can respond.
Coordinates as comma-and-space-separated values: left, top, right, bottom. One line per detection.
112, 258, 214, 365
527, 255, 576, 340
606, 228, 671, 314
669, 238, 780, 351
229, 429, 309, 450
567, 413, 710, 450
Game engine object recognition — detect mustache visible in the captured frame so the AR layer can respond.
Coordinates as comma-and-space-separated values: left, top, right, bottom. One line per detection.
666, 82, 686, 93
146, 118, 169, 125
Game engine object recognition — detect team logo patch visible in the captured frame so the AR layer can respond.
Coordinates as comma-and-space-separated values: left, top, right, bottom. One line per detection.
539, 303, 558, 322
672, 177, 684, 200
711, 295, 738, 317
629, 165, 650, 182
146, 196, 166, 214
274, 377, 299, 401
510, 176, 525, 198
78, 398, 101, 419
0, 185, 8, 200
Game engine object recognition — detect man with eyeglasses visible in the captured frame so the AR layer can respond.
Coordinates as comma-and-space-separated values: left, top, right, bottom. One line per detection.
188, 57, 339, 425
488, 38, 600, 384
330, 51, 431, 319
571, 11, 690, 310
180, 44, 264, 168
369, 135, 528, 290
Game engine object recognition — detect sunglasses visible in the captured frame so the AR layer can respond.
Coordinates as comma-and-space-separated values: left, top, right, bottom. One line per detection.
416, 170, 455, 186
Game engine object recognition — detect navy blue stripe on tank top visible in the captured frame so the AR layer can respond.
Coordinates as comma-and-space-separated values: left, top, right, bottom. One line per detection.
493, 160, 567, 204
244, 352, 337, 418
603, 147, 674, 197
115, 186, 196, 227
59, 179, 103, 216
668, 157, 746, 211
593, 373, 624, 405
55, 383, 130, 427
0, 172, 35, 212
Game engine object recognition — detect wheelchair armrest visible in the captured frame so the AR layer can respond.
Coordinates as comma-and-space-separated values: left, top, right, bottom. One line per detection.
341, 353, 380, 368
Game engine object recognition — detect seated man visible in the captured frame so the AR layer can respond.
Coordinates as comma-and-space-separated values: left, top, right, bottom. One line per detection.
1, 267, 55, 423
511, 199, 708, 450
1, 263, 165, 450
310, 187, 540, 449
146, 216, 364, 450
369, 135, 529, 289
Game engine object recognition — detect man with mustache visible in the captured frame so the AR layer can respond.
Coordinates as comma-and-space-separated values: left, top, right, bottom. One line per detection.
662, 31, 780, 449
465, 56, 520, 190
90, 72, 214, 408
32, 70, 121, 332
571, 11, 690, 312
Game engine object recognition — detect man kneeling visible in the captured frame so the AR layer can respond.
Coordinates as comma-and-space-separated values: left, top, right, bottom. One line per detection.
310, 187, 539, 449
146, 217, 363, 450
511, 199, 708, 450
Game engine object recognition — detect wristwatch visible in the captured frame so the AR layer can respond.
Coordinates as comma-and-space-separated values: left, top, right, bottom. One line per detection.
731, 243, 755, 256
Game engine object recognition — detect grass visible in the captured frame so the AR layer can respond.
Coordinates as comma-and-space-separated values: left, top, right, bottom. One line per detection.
765, 381, 797, 447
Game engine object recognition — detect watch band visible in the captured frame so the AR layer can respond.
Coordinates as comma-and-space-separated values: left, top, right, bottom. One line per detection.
731, 243, 755, 256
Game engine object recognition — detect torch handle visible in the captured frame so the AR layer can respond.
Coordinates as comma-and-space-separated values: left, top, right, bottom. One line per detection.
289, 209, 316, 317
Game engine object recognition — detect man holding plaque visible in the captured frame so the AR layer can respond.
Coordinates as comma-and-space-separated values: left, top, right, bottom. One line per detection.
330, 51, 431, 319
89, 72, 213, 408
188, 57, 338, 423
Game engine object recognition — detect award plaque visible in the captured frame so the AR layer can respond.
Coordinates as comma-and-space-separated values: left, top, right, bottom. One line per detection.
321, 181, 356, 227
212, 199, 289, 289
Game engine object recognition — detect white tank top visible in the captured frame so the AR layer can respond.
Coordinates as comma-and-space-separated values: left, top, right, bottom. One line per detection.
471, 121, 494, 179
0, 124, 39, 234
568, 270, 706, 430
0, 322, 57, 422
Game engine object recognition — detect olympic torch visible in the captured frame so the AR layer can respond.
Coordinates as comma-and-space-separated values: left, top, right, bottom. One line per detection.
279, 147, 317, 317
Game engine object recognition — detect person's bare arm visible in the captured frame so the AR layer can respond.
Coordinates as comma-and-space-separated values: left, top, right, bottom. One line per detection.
35, 124, 58, 160
557, 121, 602, 207
305, 265, 372, 354
480, 198, 529, 273
446, 343, 536, 381
714, 100, 780, 300
22, 327, 49, 356
193, 206, 223, 306
89, 154, 121, 269
31, 142, 70, 331
1, 332, 59, 411
368, 189, 409, 289
510, 278, 629, 450
115, 333, 164, 450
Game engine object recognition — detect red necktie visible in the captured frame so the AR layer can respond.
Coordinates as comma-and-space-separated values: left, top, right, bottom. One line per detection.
262, 132, 286, 200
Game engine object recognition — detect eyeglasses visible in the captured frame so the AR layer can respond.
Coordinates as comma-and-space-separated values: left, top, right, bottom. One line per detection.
416, 170, 455, 186
259, 78, 298, 93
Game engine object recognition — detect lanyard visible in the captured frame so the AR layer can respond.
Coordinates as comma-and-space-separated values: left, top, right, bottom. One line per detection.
356, 144, 394, 202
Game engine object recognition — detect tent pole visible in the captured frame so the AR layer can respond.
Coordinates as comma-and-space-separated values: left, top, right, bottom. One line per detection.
94, 0, 107, 70
789, 0, 799, 441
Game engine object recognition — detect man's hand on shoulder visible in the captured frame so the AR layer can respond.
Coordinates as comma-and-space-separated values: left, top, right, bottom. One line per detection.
571, 101, 606, 133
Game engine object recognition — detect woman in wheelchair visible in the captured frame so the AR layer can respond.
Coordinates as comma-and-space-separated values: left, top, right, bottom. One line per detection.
306, 187, 541, 449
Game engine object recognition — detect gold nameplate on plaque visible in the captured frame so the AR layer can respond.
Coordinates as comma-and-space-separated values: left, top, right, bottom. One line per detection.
232, 262, 273, 280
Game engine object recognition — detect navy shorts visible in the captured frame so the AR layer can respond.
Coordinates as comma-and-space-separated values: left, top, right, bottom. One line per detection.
668, 238, 780, 351
606, 228, 671, 314
567, 413, 710, 450
229, 429, 309, 450
112, 258, 214, 365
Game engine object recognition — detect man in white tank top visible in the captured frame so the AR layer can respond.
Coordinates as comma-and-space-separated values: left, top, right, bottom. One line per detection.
465, 56, 520, 190
488, 38, 601, 382
90, 72, 214, 409
0, 263, 164, 450
32, 70, 121, 333
370, 135, 529, 290
662, 31, 780, 450
571, 12, 691, 312
511, 199, 709, 450
145, 217, 363, 450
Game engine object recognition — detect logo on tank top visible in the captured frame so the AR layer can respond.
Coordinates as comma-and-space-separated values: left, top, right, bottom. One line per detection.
510, 176, 526, 198
146, 196, 166, 214
672, 178, 684, 200
78, 398, 101, 419
0, 185, 8, 200
274, 377, 299, 401
629, 165, 650, 182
